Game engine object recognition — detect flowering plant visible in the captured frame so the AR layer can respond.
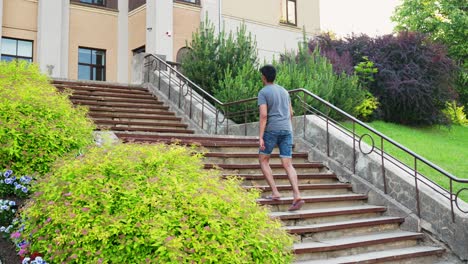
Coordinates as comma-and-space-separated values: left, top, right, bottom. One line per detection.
0, 199, 17, 238
0, 169, 33, 198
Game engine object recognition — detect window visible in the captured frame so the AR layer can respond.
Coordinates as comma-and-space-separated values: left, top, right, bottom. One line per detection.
132, 45, 146, 55
281, 0, 297, 26
78, 47, 106, 81
79, 0, 106, 6
175, 0, 200, 6
0, 37, 33, 62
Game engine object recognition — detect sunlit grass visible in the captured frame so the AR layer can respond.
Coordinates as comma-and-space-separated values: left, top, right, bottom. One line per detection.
341, 121, 468, 202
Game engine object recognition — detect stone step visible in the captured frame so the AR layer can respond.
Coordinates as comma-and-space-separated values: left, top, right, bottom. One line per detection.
271, 205, 387, 226
53, 81, 148, 93
70, 95, 161, 105
203, 152, 309, 164
98, 126, 194, 134
94, 119, 188, 129
68, 89, 155, 99
259, 193, 367, 212
286, 216, 404, 242
72, 99, 164, 108
88, 106, 171, 113
204, 163, 325, 174
89, 113, 180, 121
295, 246, 444, 264
246, 183, 353, 196
225, 173, 338, 185
293, 231, 423, 261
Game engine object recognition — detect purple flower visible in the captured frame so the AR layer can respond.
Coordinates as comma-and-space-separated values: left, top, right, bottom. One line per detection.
4, 178, 14, 184
4, 170, 13, 177
15, 184, 23, 190
22, 186, 28, 193
10, 232, 21, 239
8, 201, 16, 206
20, 176, 32, 184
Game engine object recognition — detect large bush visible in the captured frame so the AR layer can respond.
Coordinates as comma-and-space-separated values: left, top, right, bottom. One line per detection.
17, 144, 293, 263
275, 42, 368, 119
309, 32, 457, 125
181, 19, 258, 97
0, 61, 95, 175
369, 32, 456, 125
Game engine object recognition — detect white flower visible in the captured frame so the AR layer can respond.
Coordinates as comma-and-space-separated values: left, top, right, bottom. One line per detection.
22, 257, 31, 264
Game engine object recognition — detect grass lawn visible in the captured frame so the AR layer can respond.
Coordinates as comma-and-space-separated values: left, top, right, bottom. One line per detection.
342, 121, 468, 202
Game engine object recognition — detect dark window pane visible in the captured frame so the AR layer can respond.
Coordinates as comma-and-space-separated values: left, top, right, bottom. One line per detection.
1, 55, 16, 62
17, 40, 33, 57
1, 38, 17, 55
78, 65, 91, 80
92, 50, 105, 65
80, 0, 93, 3
96, 0, 105, 5
78, 48, 91, 64
94, 67, 105, 81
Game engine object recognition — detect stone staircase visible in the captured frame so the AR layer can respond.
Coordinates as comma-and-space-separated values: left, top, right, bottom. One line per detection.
53, 80, 448, 263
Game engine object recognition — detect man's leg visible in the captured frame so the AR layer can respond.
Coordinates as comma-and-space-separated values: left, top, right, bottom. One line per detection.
281, 157, 301, 201
259, 154, 281, 198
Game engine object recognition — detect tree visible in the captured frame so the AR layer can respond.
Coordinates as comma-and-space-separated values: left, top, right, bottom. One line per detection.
392, 0, 468, 109
392, 0, 467, 62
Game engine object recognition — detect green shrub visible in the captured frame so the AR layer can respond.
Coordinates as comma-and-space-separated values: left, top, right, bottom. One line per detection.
354, 93, 380, 121
275, 42, 368, 119
18, 144, 293, 263
442, 101, 468, 126
181, 19, 258, 97
0, 61, 95, 176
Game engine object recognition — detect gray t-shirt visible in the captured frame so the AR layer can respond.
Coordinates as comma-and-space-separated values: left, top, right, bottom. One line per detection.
257, 84, 292, 132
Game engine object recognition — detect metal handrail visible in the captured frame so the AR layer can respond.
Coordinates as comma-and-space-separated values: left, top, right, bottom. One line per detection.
143, 54, 467, 220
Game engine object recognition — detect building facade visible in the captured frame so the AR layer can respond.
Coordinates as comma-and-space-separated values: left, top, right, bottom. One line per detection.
0, 0, 320, 83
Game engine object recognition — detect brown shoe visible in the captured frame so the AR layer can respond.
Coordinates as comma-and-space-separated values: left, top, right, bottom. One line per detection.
288, 199, 305, 211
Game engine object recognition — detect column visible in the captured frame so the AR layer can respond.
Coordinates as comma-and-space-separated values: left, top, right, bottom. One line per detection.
0, 0, 4, 52
201, 0, 221, 34
37, 0, 68, 78
118, 0, 129, 83
146, 0, 173, 61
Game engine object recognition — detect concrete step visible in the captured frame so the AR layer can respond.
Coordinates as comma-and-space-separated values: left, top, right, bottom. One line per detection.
71, 99, 164, 108
226, 173, 338, 185
98, 126, 194, 134
53, 81, 148, 93
89, 113, 180, 121
246, 183, 353, 196
259, 193, 367, 212
68, 89, 156, 100
94, 119, 188, 129
295, 246, 444, 264
88, 106, 171, 113
286, 216, 404, 242
203, 152, 309, 164
293, 231, 423, 261
70, 95, 161, 105
271, 205, 387, 226
204, 163, 325, 174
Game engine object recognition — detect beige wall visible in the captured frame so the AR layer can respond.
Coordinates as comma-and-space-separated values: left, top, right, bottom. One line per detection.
69, 4, 118, 81
2, 0, 38, 60
173, 4, 200, 60
223, 0, 320, 33
128, 5, 146, 80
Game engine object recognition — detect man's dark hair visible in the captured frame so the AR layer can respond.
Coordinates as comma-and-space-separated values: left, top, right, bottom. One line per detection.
260, 65, 276, 83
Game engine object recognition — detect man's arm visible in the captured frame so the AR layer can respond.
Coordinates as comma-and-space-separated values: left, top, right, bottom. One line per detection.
259, 104, 268, 150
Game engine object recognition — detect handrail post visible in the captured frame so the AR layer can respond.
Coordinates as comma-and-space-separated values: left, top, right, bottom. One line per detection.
201, 97, 205, 129
381, 137, 387, 194
215, 109, 219, 135
244, 104, 248, 136
302, 93, 306, 140
450, 179, 455, 222
414, 157, 421, 218
326, 118, 330, 157
353, 121, 356, 174
168, 68, 172, 100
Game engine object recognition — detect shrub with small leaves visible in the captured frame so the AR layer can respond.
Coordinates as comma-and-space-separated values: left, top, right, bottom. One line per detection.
443, 101, 468, 126
18, 144, 293, 263
0, 199, 17, 235
0, 61, 95, 176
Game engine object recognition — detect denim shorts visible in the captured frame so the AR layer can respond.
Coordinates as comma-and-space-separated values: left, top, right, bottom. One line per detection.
259, 130, 293, 158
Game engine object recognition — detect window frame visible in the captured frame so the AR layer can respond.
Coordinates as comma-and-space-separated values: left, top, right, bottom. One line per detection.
0, 37, 34, 62
78, 47, 106, 81
174, 0, 201, 7
281, 0, 297, 26
79, 0, 106, 7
